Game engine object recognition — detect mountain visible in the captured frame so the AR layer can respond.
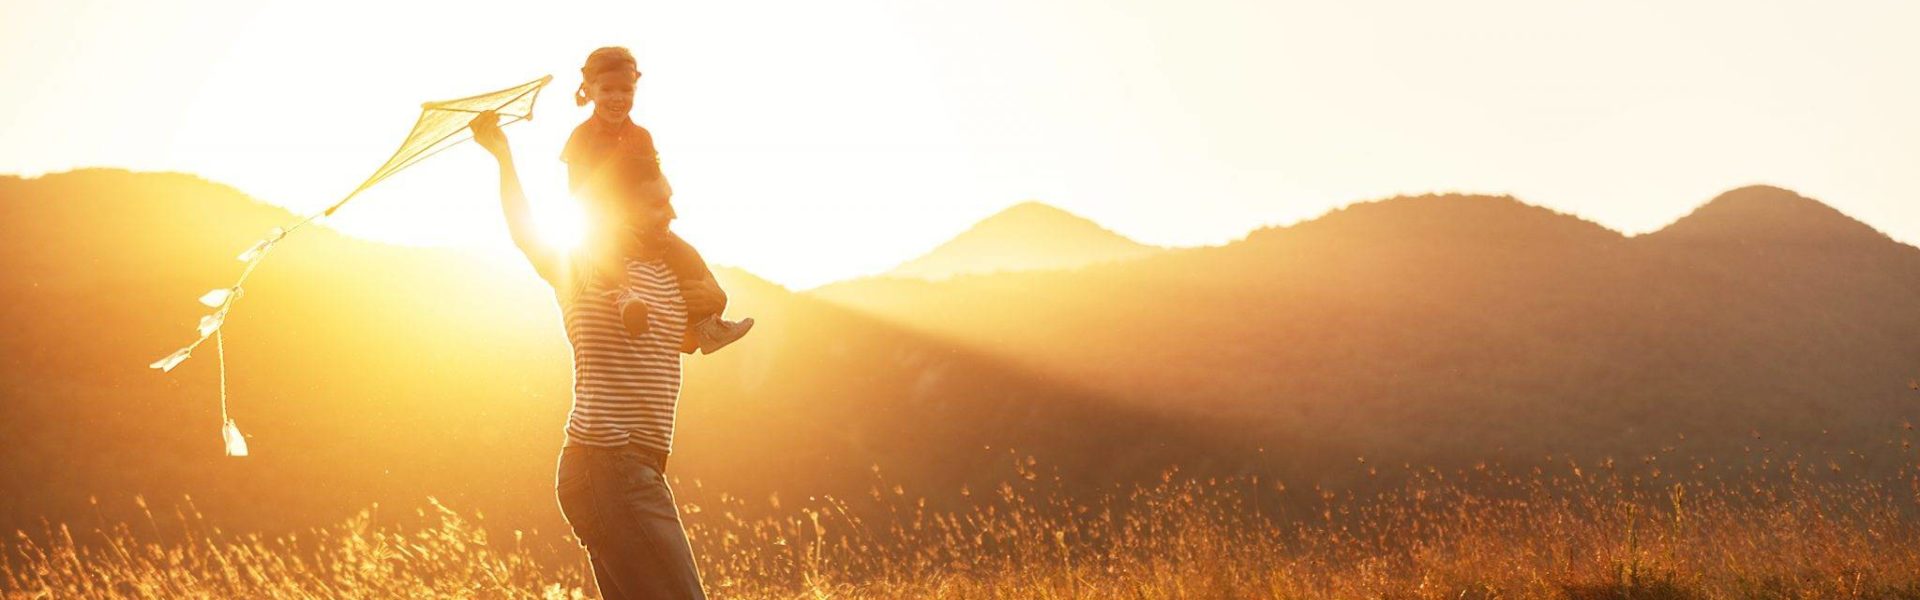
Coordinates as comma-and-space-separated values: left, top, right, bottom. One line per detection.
1649, 185, 1898, 247
813, 191, 1920, 470
0, 169, 1240, 536
8, 171, 1917, 539
883, 201, 1161, 280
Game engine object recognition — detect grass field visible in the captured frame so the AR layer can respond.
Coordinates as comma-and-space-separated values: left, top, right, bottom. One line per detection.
7, 455, 1920, 599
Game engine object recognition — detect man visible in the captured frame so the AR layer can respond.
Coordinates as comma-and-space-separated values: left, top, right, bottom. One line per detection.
471, 108, 713, 599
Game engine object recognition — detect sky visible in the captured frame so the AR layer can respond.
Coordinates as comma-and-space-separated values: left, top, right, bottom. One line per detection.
2, 0, 1916, 289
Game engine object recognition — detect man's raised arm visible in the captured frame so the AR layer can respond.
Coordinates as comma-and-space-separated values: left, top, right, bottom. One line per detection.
470, 111, 565, 286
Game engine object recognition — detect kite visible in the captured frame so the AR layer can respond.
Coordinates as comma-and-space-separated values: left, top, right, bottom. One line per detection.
149, 74, 555, 456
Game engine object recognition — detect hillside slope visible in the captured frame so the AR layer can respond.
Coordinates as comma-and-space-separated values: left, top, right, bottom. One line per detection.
0, 169, 1238, 535
814, 191, 1920, 467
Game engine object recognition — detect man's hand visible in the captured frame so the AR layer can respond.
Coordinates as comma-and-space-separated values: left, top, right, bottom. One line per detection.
470, 110, 509, 160
681, 278, 727, 316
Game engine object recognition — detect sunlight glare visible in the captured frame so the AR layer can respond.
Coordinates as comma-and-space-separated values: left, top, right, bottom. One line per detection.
532, 195, 588, 252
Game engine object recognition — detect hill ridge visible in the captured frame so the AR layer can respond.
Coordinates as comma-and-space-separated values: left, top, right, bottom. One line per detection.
1647, 184, 1898, 246
1244, 193, 1625, 246
884, 199, 1161, 280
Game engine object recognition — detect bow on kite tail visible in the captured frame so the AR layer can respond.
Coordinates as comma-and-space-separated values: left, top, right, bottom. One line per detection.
149, 74, 554, 456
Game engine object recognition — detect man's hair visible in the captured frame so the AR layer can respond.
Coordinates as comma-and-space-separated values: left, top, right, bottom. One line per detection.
580, 152, 666, 207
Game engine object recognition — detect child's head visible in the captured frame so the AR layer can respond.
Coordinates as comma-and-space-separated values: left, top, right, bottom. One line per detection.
575, 46, 640, 124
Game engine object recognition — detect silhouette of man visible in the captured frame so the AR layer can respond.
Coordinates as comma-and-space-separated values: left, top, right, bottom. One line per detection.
472, 109, 715, 599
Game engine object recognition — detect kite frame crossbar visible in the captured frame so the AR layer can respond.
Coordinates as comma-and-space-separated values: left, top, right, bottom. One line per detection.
326, 74, 553, 217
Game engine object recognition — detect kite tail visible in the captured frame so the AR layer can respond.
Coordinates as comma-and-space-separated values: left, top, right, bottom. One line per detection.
216, 329, 248, 457
147, 74, 554, 456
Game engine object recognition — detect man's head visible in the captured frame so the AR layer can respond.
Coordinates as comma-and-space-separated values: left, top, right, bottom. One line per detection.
583, 153, 675, 252
575, 46, 640, 125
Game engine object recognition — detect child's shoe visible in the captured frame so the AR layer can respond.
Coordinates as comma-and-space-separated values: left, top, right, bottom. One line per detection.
615, 292, 651, 337
696, 316, 755, 354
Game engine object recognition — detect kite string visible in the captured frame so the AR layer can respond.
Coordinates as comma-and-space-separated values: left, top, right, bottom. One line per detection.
216, 328, 229, 427
205, 210, 317, 427
161, 211, 314, 362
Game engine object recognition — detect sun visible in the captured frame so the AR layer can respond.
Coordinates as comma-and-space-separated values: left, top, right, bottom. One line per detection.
530, 195, 589, 252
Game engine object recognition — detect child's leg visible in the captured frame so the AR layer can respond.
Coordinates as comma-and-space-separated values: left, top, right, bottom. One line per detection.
661, 230, 754, 355
662, 230, 724, 322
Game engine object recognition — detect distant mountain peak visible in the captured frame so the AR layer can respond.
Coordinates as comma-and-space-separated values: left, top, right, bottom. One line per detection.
884, 201, 1160, 280
1249, 193, 1623, 246
971, 200, 1110, 234
1694, 185, 1839, 220
1651, 185, 1890, 245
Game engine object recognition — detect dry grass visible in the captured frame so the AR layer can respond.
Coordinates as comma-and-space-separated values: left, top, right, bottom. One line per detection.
6, 455, 1920, 599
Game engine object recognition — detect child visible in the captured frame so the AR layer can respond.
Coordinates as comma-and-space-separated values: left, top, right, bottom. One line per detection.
567, 46, 753, 355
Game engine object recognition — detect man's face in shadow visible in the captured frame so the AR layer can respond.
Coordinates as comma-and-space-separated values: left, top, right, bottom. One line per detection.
624, 198, 673, 245
592, 191, 672, 254
582, 151, 673, 254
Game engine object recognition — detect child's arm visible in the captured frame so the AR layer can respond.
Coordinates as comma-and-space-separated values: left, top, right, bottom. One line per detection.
471, 111, 566, 286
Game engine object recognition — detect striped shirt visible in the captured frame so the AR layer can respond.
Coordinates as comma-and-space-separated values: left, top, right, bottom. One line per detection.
556, 256, 688, 452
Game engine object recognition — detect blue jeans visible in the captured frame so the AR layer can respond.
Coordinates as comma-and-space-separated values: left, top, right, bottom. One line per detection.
555, 443, 707, 599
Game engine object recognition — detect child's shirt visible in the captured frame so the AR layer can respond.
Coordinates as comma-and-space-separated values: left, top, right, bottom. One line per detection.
562, 115, 674, 215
